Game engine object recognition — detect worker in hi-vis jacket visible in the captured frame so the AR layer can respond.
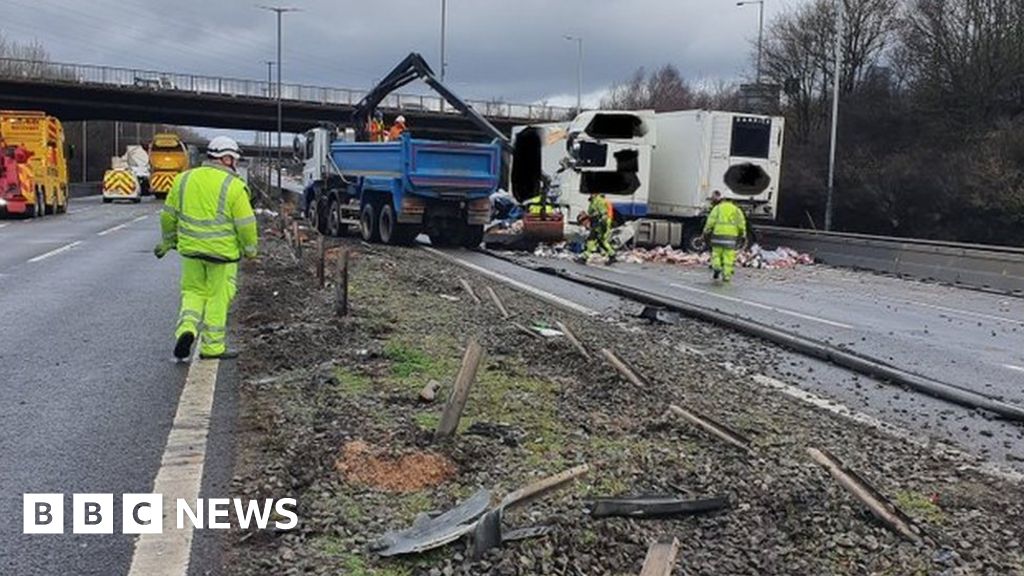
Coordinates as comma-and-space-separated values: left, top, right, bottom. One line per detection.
702, 190, 746, 282
578, 192, 616, 264
155, 136, 258, 360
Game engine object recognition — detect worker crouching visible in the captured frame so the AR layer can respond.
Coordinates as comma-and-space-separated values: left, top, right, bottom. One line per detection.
154, 136, 259, 360
702, 190, 747, 282
577, 192, 616, 265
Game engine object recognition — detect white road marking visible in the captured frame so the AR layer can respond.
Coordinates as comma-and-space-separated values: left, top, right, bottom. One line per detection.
27, 241, 82, 263
422, 247, 599, 317
670, 283, 853, 329
98, 215, 149, 236
1005, 364, 1024, 374
0, 223, 8, 229
127, 358, 220, 576
908, 300, 1024, 327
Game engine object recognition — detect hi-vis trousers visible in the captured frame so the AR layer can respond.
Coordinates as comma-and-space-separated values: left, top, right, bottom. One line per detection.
175, 257, 238, 356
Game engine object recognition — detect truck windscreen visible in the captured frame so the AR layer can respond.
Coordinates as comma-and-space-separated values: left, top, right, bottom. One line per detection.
731, 117, 772, 159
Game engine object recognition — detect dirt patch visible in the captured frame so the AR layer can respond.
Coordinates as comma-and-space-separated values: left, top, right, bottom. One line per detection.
336, 440, 457, 492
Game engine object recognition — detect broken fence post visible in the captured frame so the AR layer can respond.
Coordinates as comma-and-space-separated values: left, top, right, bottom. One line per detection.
335, 249, 349, 317
459, 277, 481, 304
600, 348, 648, 387
512, 322, 543, 340
435, 339, 484, 439
806, 447, 924, 543
485, 286, 510, 319
556, 321, 590, 360
639, 538, 680, 576
317, 235, 326, 289
292, 220, 302, 259
667, 404, 753, 455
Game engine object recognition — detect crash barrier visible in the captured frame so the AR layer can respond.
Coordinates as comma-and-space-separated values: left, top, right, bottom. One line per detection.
69, 182, 101, 198
757, 226, 1024, 295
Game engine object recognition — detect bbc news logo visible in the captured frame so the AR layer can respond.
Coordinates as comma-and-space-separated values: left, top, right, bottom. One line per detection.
23, 494, 298, 534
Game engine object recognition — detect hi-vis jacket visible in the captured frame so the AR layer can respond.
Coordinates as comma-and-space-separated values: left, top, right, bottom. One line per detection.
160, 164, 258, 262
703, 200, 747, 248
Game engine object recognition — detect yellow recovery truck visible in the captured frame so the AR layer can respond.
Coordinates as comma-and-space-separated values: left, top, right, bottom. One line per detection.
0, 111, 70, 216
148, 132, 189, 200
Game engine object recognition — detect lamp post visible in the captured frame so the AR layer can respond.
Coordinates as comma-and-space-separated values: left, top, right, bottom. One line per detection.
264, 59, 275, 188
825, 0, 844, 231
737, 0, 765, 84
259, 5, 300, 197
440, 0, 448, 82
564, 35, 583, 115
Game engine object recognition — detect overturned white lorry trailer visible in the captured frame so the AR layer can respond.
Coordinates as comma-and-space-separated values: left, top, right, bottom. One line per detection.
513, 109, 784, 251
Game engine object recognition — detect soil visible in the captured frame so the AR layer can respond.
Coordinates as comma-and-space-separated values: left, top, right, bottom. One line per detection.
223, 227, 1024, 576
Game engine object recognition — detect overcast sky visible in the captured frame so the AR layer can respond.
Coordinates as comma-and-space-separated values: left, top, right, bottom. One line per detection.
6, 0, 802, 108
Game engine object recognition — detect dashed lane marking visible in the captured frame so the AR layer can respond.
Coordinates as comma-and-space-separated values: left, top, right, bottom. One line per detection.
670, 283, 854, 329
422, 247, 599, 317
96, 213, 149, 235
0, 223, 8, 229
127, 358, 220, 576
27, 241, 82, 263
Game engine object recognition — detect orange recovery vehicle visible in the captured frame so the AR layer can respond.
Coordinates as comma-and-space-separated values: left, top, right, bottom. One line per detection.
148, 132, 189, 199
0, 111, 70, 217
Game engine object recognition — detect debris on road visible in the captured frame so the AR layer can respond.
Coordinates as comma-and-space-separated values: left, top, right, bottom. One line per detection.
419, 379, 441, 403
435, 339, 484, 440
668, 404, 754, 455
601, 348, 650, 387
525, 242, 814, 270
589, 495, 729, 519
639, 538, 680, 576
807, 447, 926, 544
458, 277, 481, 303
556, 320, 591, 359
372, 489, 492, 557
485, 286, 510, 319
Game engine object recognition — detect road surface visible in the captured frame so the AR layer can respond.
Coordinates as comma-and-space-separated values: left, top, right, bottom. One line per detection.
0, 196, 234, 576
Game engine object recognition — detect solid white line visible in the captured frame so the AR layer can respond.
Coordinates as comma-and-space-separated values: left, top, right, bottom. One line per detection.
1005, 364, 1024, 374
27, 241, 82, 263
422, 247, 599, 317
670, 283, 853, 329
0, 223, 8, 229
909, 300, 1024, 327
127, 358, 220, 576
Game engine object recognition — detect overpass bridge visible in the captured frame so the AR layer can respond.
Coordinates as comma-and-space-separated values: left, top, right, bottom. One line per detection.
0, 58, 573, 140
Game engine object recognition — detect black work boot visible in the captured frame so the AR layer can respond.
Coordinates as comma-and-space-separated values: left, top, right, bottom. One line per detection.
712, 269, 721, 280
174, 332, 196, 360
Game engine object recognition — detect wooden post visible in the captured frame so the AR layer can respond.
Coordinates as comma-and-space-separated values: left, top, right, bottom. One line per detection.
668, 404, 753, 455
486, 286, 510, 319
639, 538, 680, 576
556, 321, 590, 360
335, 249, 349, 316
459, 277, 481, 304
600, 348, 648, 387
435, 339, 483, 439
292, 220, 302, 259
317, 235, 326, 289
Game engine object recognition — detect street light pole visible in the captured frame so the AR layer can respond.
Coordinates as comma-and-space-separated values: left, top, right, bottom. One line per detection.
440, 0, 448, 82
825, 0, 843, 231
259, 5, 300, 198
737, 0, 765, 84
564, 35, 583, 115
264, 59, 275, 189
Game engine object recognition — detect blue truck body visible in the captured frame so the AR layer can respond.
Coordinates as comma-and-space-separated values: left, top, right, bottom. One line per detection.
313, 134, 500, 246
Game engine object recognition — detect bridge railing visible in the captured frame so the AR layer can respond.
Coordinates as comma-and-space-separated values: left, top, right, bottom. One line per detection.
0, 57, 573, 122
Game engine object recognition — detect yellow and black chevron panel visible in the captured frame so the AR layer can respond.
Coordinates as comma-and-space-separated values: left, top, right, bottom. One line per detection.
103, 170, 137, 196
150, 172, 177, 193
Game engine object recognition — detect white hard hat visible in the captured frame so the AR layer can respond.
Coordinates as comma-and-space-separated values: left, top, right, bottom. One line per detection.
395, 115, 406, 124
207, 136, 242, 160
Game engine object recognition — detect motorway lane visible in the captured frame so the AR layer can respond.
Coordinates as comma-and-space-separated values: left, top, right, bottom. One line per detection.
0, 199, 193, 575
518, 256, 1024, 404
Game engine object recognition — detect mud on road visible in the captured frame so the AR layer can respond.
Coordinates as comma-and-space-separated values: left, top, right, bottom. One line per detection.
224, 231, 1024, 576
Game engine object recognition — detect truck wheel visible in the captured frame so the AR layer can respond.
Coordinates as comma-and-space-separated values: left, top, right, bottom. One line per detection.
683, 227, 707, 253
45, 194, 54, 215
378, 202, 399, 245
309, 195, 325, 234
327, 196, 345, 237
102, 197, 113, 204
132, 198, 142, 204
360, 201, 379, 242
461, 224, 485, 249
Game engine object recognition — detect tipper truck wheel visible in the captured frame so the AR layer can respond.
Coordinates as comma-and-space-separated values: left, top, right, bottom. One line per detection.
462, 225, 484, 249
360, 202, 379, 242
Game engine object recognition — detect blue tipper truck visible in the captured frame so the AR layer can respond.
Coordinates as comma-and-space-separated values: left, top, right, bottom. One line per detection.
297, 53, 513, 247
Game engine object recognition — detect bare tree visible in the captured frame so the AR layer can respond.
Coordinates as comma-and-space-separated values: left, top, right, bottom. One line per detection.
601, 64, 736, 112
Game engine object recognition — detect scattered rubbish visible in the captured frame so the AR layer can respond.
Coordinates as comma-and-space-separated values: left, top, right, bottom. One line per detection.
501, 525, 553, 542
419, 379, 441, 403
639, 305, 680, 325
589, 495, 729, 519
465, 421, 525, 447
470, 464, 590, 560
806, 447, 925, 544
335, 440, 456, 492
740, 244, 814, 269
523, 242, 814, 270
372, 489, 492, 556
512, 322, 544, 340
440, 294, 461, 302
601, 348, 650, 387
639, 537, 680, 576
556, 321, 591, 359
435, 339, 484, 439
530, 321, 564, 338
668, 404, 754, 455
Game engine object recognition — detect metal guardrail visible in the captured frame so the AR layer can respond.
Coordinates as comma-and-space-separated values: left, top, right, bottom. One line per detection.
0, 58, 573, 122
757, 226, 1024, 295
